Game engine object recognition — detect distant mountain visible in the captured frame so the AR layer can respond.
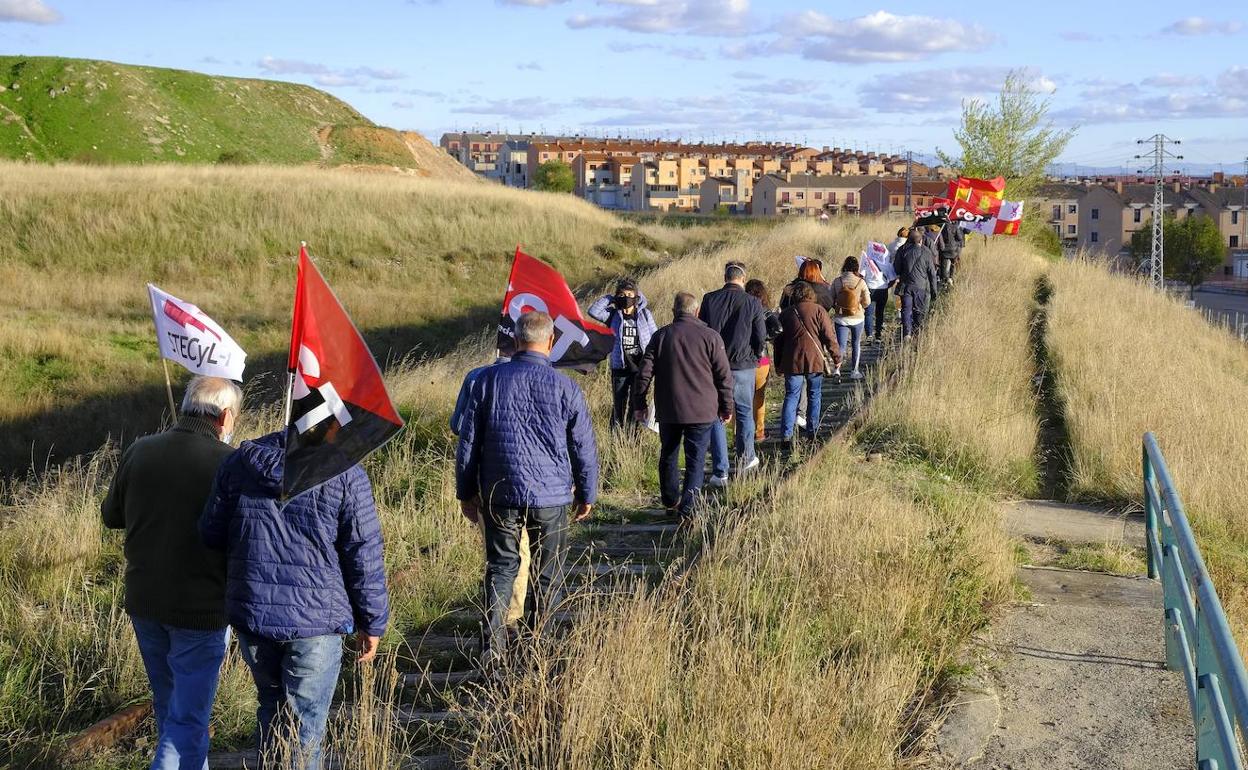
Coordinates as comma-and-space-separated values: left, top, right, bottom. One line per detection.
1047, 161, 1243, 178
0, 56, 473, 178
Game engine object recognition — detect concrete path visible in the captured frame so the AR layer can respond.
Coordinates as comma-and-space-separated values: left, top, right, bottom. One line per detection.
931, 501, 1193, 769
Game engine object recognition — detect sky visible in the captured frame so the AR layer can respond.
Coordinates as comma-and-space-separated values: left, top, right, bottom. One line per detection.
0, 0, 1245, 172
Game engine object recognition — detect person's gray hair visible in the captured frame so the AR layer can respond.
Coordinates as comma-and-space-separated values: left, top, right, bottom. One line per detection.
673, 292, 699, 315
515, 310, 555, 345
181, 376, 243, 419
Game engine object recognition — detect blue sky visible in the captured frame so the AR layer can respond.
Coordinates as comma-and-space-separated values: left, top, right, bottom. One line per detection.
1, 0, 1245, 171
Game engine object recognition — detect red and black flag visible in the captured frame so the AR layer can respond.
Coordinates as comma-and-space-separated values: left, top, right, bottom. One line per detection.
284, 244, 404, 498
497, 247, 613, 374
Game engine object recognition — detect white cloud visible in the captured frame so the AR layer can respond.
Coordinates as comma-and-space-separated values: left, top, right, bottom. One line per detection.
257, 56, 330, 76
731, 70, 766, 80
860, 67, 1054, 114
1218, 66, 1248, 92
781, 10, 994, 63
1161, 17, 1243, 36
498, 0, 569, 5
1055, 70, 1248, 123
1141, 73, 1207, 88
0, 0, 60, 24
1059, 30, 1102, 42
608, 40, 707, 59
740, 78, 817, 95
516, 60, 544, 71
568, 0, 753, 37
256, 56, 404, 87
451, 97, 561, 120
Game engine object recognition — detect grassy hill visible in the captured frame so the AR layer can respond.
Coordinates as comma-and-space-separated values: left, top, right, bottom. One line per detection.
0, 56, 472, 177
0, 161, 685, 471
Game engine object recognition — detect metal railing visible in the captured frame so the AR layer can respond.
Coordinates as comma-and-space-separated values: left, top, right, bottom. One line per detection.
1143, 432, 1248, 768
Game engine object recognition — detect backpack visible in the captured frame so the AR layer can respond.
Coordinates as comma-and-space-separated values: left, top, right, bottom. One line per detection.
837, 275, 863, 316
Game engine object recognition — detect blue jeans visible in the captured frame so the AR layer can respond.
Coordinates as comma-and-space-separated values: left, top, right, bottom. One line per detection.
900, 289, 930, 337
236, 631, 344, 770
658, 422, 713, 517
835, 322, 863, 372
782, 374, 823, 438
710, 368, 757, 473
130, 616, 228, 770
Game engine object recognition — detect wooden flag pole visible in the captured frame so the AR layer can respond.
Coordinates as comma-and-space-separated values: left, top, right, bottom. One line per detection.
160, 358, 178, 422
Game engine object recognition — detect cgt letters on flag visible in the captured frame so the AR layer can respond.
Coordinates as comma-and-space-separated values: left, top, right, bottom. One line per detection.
147, 284, 246, 381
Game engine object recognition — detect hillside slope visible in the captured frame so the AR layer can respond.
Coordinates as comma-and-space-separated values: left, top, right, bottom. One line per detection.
0, 56, 474, 178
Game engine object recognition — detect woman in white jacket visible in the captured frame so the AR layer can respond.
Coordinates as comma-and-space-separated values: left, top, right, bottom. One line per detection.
863, 237, 898, 343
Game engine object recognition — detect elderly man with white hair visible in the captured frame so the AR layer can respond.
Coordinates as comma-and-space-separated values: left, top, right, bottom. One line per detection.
102, 375, 242, 770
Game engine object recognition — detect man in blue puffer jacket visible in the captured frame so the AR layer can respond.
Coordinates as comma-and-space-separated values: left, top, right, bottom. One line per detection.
200, 433, 388, 770
456, 310, 598, 659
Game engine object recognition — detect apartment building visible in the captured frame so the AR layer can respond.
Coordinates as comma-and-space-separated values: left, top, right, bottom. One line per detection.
698, 169, 754, 214
858, 180, 949, 214
750, 174, 881, 216
439, 132, 573, 184
1036, 181, 1248, 274
571, 152, 638, 209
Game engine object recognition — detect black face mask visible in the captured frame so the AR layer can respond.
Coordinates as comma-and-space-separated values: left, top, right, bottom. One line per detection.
615, 295, 637, 309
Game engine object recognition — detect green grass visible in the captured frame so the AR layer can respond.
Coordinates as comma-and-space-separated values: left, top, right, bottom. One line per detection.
1052, 542, 1147, 575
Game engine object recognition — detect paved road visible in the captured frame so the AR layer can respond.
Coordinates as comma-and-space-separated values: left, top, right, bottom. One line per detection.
1192, 288, 1248, 331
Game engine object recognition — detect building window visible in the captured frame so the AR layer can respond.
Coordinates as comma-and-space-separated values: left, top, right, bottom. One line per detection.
1091, 208, 1099, 220
847, 192, 856, 204
815, 192, 823, 200
1052, 205, 1062, 220
1234, 211, 1241, 225
781, 192, 790, 201
1091, 231, 1099, 243
1133, 209, 1141, 223
1053, 224, 1061, 236
892, 196, 901, 206
1068, 224, 1076, 234
1233, 235, 1241, 248
829, 192, 837, 204
1068, 204, 1077, 214
796, 192, 805, 200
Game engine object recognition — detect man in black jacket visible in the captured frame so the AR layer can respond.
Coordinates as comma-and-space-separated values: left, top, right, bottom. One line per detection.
699, 262, 767, 479
102, 376, 241, 770
893, 228, 940, 338
937, 223, 965, 286
634, 292, 733, 518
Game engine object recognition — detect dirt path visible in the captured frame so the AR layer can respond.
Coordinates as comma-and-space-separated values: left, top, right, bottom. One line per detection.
930, 501, 1193, 769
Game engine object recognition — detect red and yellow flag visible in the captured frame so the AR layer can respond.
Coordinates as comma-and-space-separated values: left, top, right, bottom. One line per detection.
947, 176, 1007, 215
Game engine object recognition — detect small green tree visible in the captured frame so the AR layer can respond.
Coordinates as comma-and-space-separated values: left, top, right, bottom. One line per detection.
533, 159, 574, 193
1129, 214, 1227, 296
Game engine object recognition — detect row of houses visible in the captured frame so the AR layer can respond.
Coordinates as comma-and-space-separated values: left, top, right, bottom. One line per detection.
1037, 181, 1248, 275
438, 132, 951, 212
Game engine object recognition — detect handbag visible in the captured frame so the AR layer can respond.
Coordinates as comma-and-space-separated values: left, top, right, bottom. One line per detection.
798, 321, 836, 378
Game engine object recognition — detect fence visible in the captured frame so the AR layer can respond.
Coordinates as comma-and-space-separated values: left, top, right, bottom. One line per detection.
1143, 432, 1248, 768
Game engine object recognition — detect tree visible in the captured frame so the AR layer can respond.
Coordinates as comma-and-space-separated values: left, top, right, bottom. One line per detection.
533, 159, 574, 193
939, 70, 1076, 201
1130, 214, 1227, 297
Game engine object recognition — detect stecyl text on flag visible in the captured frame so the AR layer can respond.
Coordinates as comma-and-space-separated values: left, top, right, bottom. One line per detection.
284, 244, 404, 499
147, 283, 247, 381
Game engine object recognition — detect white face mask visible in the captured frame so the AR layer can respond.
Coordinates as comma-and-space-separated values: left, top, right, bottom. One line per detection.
221, 433, 234, 446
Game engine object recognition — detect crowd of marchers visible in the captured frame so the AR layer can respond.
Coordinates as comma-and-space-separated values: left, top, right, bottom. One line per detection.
100, 220, 961, 770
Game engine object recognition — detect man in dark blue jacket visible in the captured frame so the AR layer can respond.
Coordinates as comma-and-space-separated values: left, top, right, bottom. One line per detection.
699, 262, 767, 480
456, 310, 598, 659
200, 433, 389, 770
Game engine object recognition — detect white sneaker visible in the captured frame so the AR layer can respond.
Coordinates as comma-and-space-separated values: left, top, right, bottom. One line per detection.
834, 367, 841, 377
796, 415, 807, 429
708, 474, 729, 488
739, 456, 761, 474
850, 370, 864, 381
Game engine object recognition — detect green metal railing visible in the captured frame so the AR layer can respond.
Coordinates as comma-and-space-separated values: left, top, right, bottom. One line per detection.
1144, 432, 1248, 769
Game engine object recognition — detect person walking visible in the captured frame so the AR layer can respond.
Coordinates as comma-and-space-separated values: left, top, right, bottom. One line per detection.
632, 292, 733, 519
862, 243, 896, 343
455, 311, 598, 660
937, 222, 965, 286
451, 356, 530, 638
199, 393, 389, 770
774, 283, 840, 441
830, 256, 871, 380
888, 227, 909, 258
102, 376, 242, 770
587, 278, 657, 430
699, 262, 767, 479
893, 227, 940, 338
745, 279, 781, 441
780, 258, 835, 312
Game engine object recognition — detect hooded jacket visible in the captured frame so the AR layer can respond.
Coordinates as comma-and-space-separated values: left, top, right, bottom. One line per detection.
587, 293, 658, 371
893, 240, 940, 297
199, 432, 390, 641
938, 224, 965, 259
455, 351, 599, 510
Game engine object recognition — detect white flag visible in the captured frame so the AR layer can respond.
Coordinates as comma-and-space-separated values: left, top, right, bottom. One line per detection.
147, 284, 246, 380
961, 199, 1025, 236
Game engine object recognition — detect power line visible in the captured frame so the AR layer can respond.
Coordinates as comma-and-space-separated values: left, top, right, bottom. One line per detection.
1135, 134, 1183, 291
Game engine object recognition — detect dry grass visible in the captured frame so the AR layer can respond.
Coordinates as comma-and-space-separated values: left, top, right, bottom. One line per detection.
1046, 257, 1248, 637
860, 239, 1045, 494
465, 445, 1014, 770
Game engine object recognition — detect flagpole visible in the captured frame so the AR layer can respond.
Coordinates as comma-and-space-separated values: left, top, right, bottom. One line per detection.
161, 358, 178, 422
282, 371, 295, 429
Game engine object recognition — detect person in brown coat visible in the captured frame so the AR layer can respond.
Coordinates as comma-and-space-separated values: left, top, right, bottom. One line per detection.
774, 283, 841, 439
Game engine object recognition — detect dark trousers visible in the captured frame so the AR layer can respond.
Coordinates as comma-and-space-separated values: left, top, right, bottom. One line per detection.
900, 289, 931, 337
940, 256, 957, 283
481, 504, 569, 654
610, 368, 639, 429
658, 422, 713, 517
866, 287, 890, 338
